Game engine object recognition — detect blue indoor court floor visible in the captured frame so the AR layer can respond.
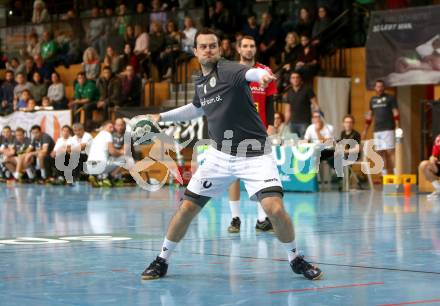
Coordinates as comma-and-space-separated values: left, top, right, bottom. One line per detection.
1, 184, 440, 306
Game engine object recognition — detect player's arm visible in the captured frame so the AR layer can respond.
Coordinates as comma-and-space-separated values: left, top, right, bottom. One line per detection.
245, 68, 276, 88
108, 142, 124, 157
362, 110, 373, 140
392, 108, 400, 129
149, 103, 205, 123
266, 95, 275, 133
40, 143, 49, 155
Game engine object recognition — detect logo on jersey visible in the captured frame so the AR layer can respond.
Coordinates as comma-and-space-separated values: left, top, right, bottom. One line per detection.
202, 180, 212, 189
209, 77, 216, 88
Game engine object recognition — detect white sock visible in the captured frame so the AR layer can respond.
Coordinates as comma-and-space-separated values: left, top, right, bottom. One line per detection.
159, 238, 178, 262
229, 200, 240, 219
26, 168, 35, 179
41, 169, 46, 179
14, 172, 20, 179
433, 180, 440, 191
282, 240, 298, 262
257, 202, 267, 222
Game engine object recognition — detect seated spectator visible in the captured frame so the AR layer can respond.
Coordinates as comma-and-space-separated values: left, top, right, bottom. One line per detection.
21, 125, 55, 182
47, 72, 66, 109
49, 125, 73, 185
3, 127, 31, 181
0, 71, 17, 115
159, 20, 182, 79
338, 114, 361, 158
31, 0, 49, 24
0, 126, 14, 178
15, 89, 31, 111
242, 14, 260, 45
277, 32, 300, 91
87, 7, 106, 59
207, 0, 232, 35
148, 20, 166, 77
40, 30, 59, 66
103, 47, 123, 74
20, 98, 37, 112
41, 96, 54, 109
121, 44, 139, 74
133, 2, 148, 28
133, 25, 149, 58
296, 7, 314, 38
30, 71, 47, 104
115, 3, 132, 36
419, 134, 440, 200
70, 123, 93, 181
221, 38, 237, 61
259, 12, 280, 65
149, 0, 167, 31
125, 25, 137, 50
304, 110, 335, 167
33, 54, 53, 83
181, 16, 197, 55
120, 65, 141, 107
269, 112, 289, 143
295, 34, 319, 81
283, 72, 319, 138
81, 47, 101, 81
96, 66, 122, 120
25, 32, 41, 58
69, 72, 99, 128
312, 6, 332, 45
24, 57, 36, 82
6, 58, 24, 76
13, 73, 33, 103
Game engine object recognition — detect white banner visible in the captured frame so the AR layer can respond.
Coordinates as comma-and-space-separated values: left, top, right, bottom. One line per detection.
0, 111, 71, 141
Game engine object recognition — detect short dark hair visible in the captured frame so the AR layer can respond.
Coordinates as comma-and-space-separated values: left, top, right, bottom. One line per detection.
101, 120, 113, 128
2, 125, 11, 131
237, 35, 256, 47
102, 66, 112, 72
77, 72, 86, 77
290, 71, 302, 78
62, 125, 73, 135
375, 79, 385, 85
343, 114, 355, 123
5, 70, 14, 75
15, 127, 25, 134
31, 125, 41, 132
193, 28, 221, 48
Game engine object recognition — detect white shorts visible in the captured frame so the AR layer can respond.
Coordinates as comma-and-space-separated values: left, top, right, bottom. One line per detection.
187, 147, 282, 202
374, 130, 395, 151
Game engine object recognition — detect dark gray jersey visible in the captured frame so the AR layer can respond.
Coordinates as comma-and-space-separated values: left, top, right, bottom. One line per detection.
192, 59, 269, 157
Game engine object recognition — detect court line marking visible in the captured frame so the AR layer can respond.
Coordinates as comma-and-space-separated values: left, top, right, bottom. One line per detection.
269, 281, 384, 294
378, 298, 440, 306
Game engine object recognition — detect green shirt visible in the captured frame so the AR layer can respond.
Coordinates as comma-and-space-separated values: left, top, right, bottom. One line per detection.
41, 40, 58, 60
74, 80, 99, 102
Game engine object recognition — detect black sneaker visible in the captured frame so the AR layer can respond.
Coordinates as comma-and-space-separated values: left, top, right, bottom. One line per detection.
255, 217, 273, 232
290, 255, 323, 280
227, 217, 241, 233
141, 256, 168, 280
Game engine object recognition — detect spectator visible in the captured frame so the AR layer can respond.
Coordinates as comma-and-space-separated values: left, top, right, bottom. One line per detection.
103, 7, 118, 52
115, 3, 132, 36
0, 71, 17, 115
165, 20, 182, 45
47, 72, 66, 109
121, 44, 139, 74
419, 134, 440, 200
362, 79, 400, 175
242, 14, 260, 44
259, 12, 280, 65
15, 89, 31, 111
29, 71, 47, 104
41, 96, 52, 109
125, 25, 137, 50
277, 32, 300, 91
70, 72, 99, 128
70, 123, 93, 181
296, 7, 314, 38
40, 30, 58, 65
0, 127, 14, 176
270, 112, 289, 142
24, 57, 36, 82
87, 7, 106, 59
22, 125, 55, 181
33, 54, 53, 82
149, 0, 167, 30
312, 6, 332, 44
50, 125, 74, 185
31, 0, 49, 24
6, 58, 24, 76
81, 47, 101, 81
21, 98, 37, 112
338, 114, 361, 159
304, 110, 334, 143
295, 34, 319, 81
103, 47, 123, 74
25, 32, 41, 58
120, 65, 141, 107
63, 9, 86, 44
148, 20, 166, 74
159, 20, 182, 79
283, 72, 319, 138
3, 127, 31, 181
133, 2, 148, 28
207, 0, 232, 35
220, 38, 237, 61
13, 72, 33, 102
96, 66, 122, 120
134, 25, 149, 57
181, 16, 197, 55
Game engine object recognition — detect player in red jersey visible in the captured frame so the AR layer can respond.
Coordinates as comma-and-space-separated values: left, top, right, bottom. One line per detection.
419, 134, 440, 200
227, 35, 278, 233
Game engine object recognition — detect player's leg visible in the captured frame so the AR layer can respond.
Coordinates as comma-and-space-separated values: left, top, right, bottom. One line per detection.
37, 151, 49, 180
227, 179, 241, 233
420, 160, 440, 199
22, 153, 36, 180
387, 149, 395, 174
238, 153, 322, 280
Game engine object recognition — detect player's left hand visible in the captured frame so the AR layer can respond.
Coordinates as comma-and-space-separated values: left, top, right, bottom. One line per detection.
259, 74, 276, 88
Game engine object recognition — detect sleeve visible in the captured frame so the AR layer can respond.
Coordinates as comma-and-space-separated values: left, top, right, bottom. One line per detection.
219, 60, 250, 87
390, 95, 398, 109
83, 133, 93, 145
265, 68, 277, 97
369, 98, 373, 111
433, 145, 440, 157
53, 139, 63, 152
160, 103, 204, 122
354, 131, 361, 145
105, 132, 113, 144
74, 84, 80, 100
304, 126, 312, 141
192, 88, 201, 108
265, 95, 275, 125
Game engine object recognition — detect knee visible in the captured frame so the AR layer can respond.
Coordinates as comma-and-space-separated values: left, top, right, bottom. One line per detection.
419, 160, 429, 171
179, 200, 201, 216
263, 199, 285, 219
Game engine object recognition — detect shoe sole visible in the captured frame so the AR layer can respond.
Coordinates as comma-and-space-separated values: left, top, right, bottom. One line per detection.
310, 272, 324, 280
227, 227, 240, 233
141, 275, 162, 280
255, 227, 274, 232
